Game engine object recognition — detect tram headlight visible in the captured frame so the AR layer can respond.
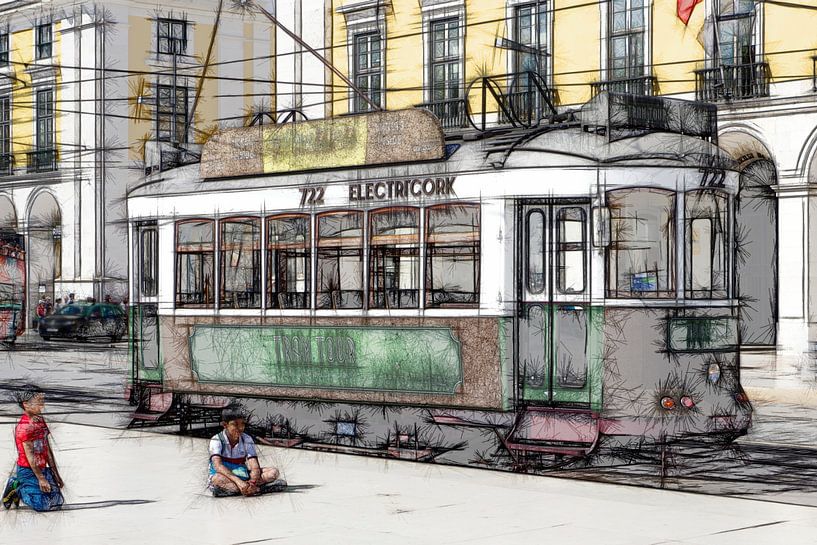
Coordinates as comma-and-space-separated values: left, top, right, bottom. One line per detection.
680, 396, 695, 409
660, 397, 676, 410
707, 363, 721, 384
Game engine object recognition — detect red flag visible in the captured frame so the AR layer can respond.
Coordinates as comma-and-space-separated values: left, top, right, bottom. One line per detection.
677, 0, 703, 24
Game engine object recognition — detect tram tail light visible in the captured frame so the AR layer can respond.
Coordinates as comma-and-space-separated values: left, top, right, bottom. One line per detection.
735, 391, 750, 404
660, 397, 676, 410
680, 396, 695, 409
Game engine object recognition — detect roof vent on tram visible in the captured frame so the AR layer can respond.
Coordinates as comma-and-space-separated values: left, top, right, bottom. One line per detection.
579, 92, 718, 144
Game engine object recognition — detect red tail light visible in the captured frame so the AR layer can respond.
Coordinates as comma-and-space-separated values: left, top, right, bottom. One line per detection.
680, 396, 695, 409
735, 391, 750, 403
660, 397, 676, 410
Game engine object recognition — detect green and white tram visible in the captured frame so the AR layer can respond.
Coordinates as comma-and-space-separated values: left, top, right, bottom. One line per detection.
127, 96, 750, 468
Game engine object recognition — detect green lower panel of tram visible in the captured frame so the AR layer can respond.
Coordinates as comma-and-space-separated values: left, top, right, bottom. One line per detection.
190, 325, 463, 394
519, 305, 604, 412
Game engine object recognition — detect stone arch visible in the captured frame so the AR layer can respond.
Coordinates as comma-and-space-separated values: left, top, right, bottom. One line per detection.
717, 129, 778, 347
0, 193, 18, 232
26, 190, 62, 326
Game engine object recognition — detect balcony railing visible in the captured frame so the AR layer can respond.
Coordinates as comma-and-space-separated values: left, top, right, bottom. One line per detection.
591, 75, 656, 97
416, 97, 467, 130
416, 71, 557, 133
26, 148, 56, 173
0, 154, 13, 176
694, 62, 769, 102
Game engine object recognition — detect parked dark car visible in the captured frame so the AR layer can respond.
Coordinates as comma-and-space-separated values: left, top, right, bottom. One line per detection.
38, 303, 126, 342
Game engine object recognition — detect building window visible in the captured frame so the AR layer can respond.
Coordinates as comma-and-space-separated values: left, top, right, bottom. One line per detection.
267, 214, 310, 309
426, 204, 480, 307
352, 32, 383, 112
0, 96, 10, 174
317, 211, 363, 309
716, 0, 756, 66
0, 32, 9, 65
430, 18, 462, 105
514, 3, 548, 77
607, 188, 675, 298
609, 0, 646, 80
685, 190, 728, 299
369, 208, 420, 309
175, 220, 214, 307
556, 208, 586, 294
220, 218, 261, 309
157, 19, 188, 55
29, 89, 55, 173
140, 226, 159, 297
156, 84, 188, 143
35, 24, 51, 60
36, 89, 53, 150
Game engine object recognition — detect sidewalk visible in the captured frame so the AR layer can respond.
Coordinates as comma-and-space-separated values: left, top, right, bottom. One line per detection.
2, 418, 817, 545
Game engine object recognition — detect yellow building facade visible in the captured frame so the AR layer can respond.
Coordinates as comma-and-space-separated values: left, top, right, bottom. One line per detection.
329, 0, 817, 349
330, 0, 817, 114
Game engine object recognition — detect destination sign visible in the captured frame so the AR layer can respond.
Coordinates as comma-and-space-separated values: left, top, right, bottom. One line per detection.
200, 109, 446, 179
190, 325, 463, 394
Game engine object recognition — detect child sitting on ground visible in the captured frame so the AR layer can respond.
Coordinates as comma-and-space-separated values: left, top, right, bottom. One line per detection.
3, 385, 65, 511
208, 405, 286, 497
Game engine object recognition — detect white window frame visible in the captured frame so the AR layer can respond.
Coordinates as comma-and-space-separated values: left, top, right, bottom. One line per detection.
505, 0, 552, 87
338, 1, 388, 112
704, 0, 764, 69
599, 0, 652, 81
421, 1, 465, 104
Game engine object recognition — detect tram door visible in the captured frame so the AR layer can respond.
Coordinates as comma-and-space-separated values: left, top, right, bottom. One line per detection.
517, 202, 593, 406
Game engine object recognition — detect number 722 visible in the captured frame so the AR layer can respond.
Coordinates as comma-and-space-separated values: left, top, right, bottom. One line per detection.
299, 186, 326, 207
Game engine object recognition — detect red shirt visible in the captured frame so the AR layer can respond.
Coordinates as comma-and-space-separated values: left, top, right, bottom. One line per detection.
15, 414, 50, 469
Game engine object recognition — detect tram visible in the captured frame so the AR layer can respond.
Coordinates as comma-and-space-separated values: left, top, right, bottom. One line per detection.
127, 94, 751, 469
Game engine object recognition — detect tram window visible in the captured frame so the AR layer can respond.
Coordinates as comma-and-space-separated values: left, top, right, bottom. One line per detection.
685, 190, 727, 298
140, 228, 158, 297
175, 220, 215, 307
557, 208, 586, 294
220, 218, 261, 309
606, 188, 675, 298
369, 208, 420, 309
267, 215, 310, 309
317, 211, 364, 309
526, 210, 545, 294
426, 204, 480, 307
555, 306, 587, 388
520, 304, 547, 388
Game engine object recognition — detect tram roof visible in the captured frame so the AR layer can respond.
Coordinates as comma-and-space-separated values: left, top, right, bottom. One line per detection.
129, 118, 736, 199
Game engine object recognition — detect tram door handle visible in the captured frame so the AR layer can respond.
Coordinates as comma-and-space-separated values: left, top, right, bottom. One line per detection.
592, 206, 610, 248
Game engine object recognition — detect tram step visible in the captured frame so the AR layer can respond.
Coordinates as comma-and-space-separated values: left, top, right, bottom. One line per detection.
503, 441, 591, 457
507, 408, 600, 455
130, 390, 175, 424
387, 446, 435, 461
256, 437, 304, 448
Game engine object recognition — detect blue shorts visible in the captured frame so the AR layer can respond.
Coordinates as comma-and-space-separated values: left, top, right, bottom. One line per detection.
15, 465, 64, 512
208, 460, 250, 481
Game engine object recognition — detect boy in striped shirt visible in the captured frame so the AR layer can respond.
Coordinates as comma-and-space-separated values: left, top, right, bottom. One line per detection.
208, 405, 286, 497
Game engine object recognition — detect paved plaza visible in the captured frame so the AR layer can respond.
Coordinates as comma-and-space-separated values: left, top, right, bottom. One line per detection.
2, 339, 817, 542
3, 418, 817, 545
